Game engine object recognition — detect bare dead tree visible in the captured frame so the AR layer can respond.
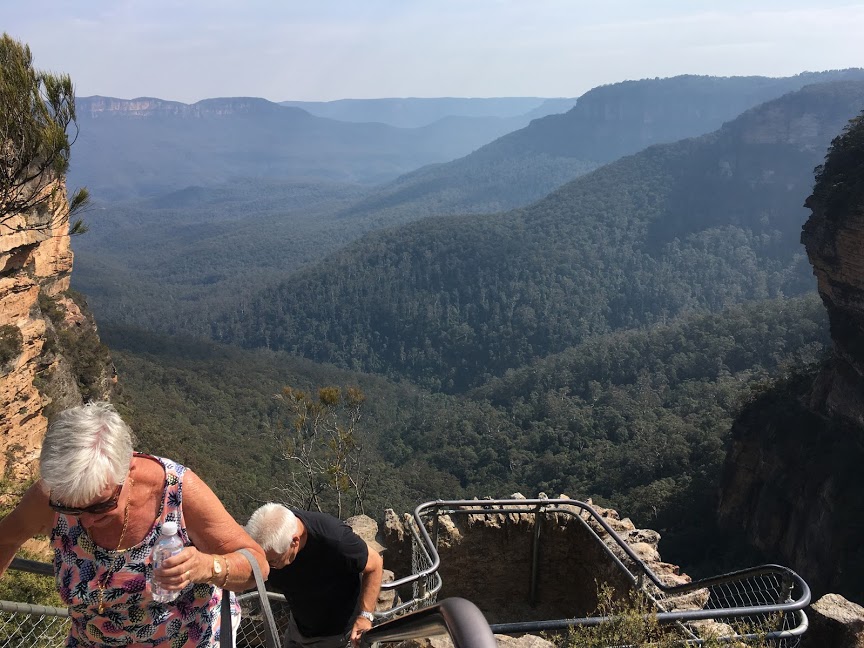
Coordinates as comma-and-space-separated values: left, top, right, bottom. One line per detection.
273, 385, 369, 517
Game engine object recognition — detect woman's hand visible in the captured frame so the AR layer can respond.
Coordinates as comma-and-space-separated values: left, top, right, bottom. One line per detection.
153, 546, 212, 591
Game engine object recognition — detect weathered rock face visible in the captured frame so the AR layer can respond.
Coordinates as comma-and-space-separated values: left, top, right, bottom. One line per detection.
803, 593, 864, 648
0, 182, 115, 484
801, 134, 864, 427
380, 496, 692, 625
718, 114, 864, 600
77, 96, 297, 119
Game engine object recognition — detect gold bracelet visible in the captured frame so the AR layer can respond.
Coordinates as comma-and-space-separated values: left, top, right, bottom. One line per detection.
221, 555, 230, 589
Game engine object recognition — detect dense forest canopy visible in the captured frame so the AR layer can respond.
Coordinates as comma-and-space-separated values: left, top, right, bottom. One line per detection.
70, 73, 864, 339
108, 294, 828, 574
215, 82, 864, 392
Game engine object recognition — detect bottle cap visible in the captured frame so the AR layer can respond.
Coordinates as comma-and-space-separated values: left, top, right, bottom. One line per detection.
161, 521, 178, 536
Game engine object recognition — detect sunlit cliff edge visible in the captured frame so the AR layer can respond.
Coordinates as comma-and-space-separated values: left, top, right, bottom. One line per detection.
0, 179, 114, 485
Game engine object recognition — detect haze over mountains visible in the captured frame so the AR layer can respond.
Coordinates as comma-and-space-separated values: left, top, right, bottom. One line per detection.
68, 96, 571, 200
59, 64, 864, 594
278, 97, 577, 128
72, 71, 864, 338
214, 81, 864, 391
335, 71, 864, 227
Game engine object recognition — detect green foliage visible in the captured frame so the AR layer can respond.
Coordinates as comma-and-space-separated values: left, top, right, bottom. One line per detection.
72, 73, 864, 340
102, 326, 427, 519
37, 291, 113, 402
808, 110, 864, 222
0, 33, 88, 233
562, 585, 773, 647
104, 293, 827, 542
215, 82, 864, 393
0, 550, 61, 606
0, 324, 22, 367
275, 384, 368, 516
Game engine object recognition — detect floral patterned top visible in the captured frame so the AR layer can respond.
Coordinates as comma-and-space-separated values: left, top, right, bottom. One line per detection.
51, 454, 240, 647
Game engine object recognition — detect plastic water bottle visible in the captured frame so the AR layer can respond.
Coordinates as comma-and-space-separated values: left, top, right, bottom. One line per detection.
151, 521, 184, 603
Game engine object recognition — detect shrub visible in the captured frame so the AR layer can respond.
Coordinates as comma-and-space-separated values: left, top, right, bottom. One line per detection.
0, 324, 23, 367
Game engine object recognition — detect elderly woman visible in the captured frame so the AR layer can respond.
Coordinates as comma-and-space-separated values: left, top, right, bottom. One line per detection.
0, 402, 269, 647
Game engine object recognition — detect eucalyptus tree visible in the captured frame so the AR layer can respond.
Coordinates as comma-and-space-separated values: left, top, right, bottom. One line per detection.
0, 33, 88, 235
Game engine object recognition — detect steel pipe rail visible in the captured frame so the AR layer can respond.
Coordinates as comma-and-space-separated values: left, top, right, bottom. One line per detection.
3, 497, 811, 646
361, 597, 497, 648
9, 556, 54, 577
386, 498, 810, 643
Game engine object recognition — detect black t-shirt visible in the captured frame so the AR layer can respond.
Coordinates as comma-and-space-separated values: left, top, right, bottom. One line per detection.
268, 510, 369, 637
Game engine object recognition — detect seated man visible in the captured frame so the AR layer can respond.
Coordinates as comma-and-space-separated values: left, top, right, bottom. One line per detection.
246, 503, 384, 648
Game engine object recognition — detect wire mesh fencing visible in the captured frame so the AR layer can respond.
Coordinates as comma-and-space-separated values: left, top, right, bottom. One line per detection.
0, 602, 69, 648
408, 499, 810, 647
235, 591, 291, 648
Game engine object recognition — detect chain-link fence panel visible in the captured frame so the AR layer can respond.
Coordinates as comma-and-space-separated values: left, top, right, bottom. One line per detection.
235, 592, 291, 648
0, 602, 70, 648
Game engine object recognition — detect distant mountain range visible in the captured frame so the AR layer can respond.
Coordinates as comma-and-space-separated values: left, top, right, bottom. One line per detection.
278, 97, 577, 128
334, 70, 864, 229
68, 96, 565, 200
72, 71, 864, 343
214, 80, 864, 392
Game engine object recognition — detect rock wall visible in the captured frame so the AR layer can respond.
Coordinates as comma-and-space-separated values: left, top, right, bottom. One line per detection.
0, 181, 114, 485
718, 114, 864, 600
803, 594, 864, 648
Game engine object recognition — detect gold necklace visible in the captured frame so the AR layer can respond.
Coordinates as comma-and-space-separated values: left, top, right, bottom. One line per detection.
97, 477, 133, 614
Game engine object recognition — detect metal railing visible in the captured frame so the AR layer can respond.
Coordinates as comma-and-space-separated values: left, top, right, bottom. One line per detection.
1, 497, 811, 647
380, 498, 811, 646
361, 597, 496, 648
0, 560, 491, 648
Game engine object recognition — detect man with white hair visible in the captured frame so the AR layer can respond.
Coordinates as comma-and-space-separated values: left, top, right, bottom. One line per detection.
246, 503, 383, 648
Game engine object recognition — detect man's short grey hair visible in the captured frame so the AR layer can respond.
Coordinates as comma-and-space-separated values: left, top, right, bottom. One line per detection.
40, 401, 135, 506
246, 503, 299, 553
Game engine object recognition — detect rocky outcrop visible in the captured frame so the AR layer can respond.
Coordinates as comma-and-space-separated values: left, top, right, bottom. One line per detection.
379, 496, 694, 625
0, 181, 115, 485
718, 114, 864, 600
803, 594, 864, 648
801, 117, 864, 427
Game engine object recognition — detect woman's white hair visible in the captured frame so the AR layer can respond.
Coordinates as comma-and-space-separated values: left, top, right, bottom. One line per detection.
39, 401, 135, 506
245, 503, 298, 553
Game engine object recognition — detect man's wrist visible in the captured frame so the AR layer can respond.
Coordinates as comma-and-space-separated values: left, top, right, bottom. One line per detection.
358, 611, 375, 623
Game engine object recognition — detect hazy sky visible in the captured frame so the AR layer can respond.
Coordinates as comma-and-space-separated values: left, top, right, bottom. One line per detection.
5, 0, 864, 103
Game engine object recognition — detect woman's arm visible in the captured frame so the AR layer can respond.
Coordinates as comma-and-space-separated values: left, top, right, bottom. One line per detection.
155, 469, 269, 592
0, 481, 54, 578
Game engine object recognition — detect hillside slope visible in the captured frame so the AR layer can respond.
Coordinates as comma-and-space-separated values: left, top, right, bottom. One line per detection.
217, 82, 864, 392
278, 96, 575, 128
335, 71, 864, 228
68, 96, 536, 199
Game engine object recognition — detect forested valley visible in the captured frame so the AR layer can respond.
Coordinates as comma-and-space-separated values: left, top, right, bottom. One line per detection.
214, 82, 864, 392
107, 293, 827, 573
72, 72, 863, 336
64, 72, 864, 577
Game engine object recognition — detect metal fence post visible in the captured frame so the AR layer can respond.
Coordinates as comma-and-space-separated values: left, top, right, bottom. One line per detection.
529, 505, 544, 607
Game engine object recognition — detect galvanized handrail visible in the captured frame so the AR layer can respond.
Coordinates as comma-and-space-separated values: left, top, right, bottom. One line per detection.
361, 597, 497, 648
2, 559, 493, 648
385, 498, 811, 644
2, 498, 811, 646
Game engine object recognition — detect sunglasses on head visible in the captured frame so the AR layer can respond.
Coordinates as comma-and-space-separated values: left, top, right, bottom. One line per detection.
48, 482, 124, 516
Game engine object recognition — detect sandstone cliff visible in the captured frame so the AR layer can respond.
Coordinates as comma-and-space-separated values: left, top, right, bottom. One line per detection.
718, 112, 864, 600
0, 180, 115, 488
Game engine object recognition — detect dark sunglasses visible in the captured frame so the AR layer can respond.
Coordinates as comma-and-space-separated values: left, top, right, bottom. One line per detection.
49, 482, 124, 516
